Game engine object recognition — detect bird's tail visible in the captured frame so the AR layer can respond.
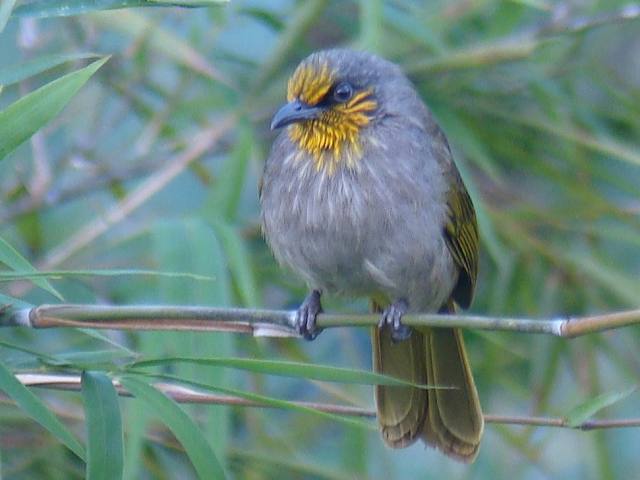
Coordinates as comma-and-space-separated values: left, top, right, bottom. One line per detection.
371, 300, 483, 462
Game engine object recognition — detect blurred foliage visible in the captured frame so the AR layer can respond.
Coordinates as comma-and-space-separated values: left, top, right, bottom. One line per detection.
1, 1, 640, 479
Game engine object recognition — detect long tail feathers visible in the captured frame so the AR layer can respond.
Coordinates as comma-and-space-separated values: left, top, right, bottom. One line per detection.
372, 300, 483, 462
372, 323, 427, 447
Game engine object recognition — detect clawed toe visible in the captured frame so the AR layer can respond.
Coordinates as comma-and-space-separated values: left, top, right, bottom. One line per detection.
380, 299, 411, 343
294, 289, 323, 341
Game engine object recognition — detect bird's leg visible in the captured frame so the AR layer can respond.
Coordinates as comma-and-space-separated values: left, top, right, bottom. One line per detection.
295, 289, 323, 341
379, 298, 412, 343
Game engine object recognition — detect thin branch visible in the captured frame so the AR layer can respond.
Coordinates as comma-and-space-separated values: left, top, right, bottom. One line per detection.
9, 373, 640, 431
406, 3, 640, 74
1, 303, 639, 338
36, 114, 237, 271
542, 3, 640, 36
0, 155, 165, 224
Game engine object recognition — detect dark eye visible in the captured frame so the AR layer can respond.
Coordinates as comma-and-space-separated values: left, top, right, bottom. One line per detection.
333, 82, 353, 102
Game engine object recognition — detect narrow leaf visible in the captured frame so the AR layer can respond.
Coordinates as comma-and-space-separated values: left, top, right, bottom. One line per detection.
128, 371, 375, 431
0, 269, 214, 282
82, 372, 123, 480
129, 356, 443, 389
0, 53, 100, 86
119, 376, 227, 480
210, 220, 260, 307
0, 236, 63, 300
0, 56, 109, 161
0, 360, 85, 460
0, 0, 17, 32
566, 387, 637, 427
14, 0, 227, 18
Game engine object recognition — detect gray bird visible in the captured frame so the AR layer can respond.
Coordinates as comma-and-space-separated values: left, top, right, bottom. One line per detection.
260, 49, 483, 462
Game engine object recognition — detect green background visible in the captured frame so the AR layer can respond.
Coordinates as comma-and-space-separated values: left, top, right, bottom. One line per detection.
1, 1, 640, 478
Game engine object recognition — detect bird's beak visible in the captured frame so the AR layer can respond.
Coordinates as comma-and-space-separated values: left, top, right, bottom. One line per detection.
270, 100, 323, 130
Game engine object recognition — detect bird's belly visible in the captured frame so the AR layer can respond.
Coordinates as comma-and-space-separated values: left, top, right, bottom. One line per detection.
261, 167, 456, 310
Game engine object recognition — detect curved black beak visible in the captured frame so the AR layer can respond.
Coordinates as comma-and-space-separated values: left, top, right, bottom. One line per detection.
270, 100, 323, 130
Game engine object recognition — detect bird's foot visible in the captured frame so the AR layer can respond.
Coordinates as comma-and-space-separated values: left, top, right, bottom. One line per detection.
294, 289, 323, 341
379, 299, 411, 343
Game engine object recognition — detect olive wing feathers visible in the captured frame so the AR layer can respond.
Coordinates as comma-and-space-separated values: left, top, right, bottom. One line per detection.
443, 168, 479, 309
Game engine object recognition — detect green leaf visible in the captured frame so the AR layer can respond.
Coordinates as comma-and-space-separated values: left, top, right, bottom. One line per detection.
76, 329, 137, 356
0, 293, 31, 309
42, 350, 136, 369
129, 356, 440, 389
127, 371, 375, 432
0, 269, 214, 282
122, 397, 150, 480
0, 56, 109, 162
13, 0, 227, 18
152, 219, 229, 305
119, 376, 227, 480
0, 236, 63, 300
0, 53, 100, 86
0, 338, 61, 364
151, 217, 232, 459
82, 372, 123, 480
0, 360, 85, 460
566, 387, 637, 427
0, 0, 17, 32
205, 122, 252, 221
210, 220, 260, 307
507, 0, 551, 10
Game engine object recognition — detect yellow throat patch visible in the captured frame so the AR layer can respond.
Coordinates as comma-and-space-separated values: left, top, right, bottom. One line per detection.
286, 60, 377, 174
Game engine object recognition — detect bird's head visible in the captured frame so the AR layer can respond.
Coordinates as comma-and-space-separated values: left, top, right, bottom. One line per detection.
272, 49, 399, 173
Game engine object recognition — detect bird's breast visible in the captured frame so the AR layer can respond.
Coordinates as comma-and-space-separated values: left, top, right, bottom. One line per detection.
261, 130, 456, 309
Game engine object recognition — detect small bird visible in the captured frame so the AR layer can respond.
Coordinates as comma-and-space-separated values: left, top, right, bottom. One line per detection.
260, 49, 483, 462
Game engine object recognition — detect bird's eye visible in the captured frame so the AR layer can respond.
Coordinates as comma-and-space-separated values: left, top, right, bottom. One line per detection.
333, 82, 353, 102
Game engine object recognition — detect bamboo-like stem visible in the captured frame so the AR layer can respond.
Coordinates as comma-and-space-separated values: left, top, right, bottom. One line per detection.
1, 303, 639, 338
10, 373, 640, 431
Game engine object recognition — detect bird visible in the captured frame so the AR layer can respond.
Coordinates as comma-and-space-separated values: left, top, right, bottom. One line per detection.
260, 49, 483, 462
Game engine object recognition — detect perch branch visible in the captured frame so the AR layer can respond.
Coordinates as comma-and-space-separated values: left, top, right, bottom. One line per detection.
7, 373, 640, 431
1, 304, 639, 338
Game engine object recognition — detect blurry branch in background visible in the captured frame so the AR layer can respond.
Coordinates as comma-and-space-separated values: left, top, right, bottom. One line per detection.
1, 303, 640, 338
5, 372, 640, 431
542, 3, 640, 35
0, 156, 164, 224
36, 114, 237, 270
406, 3, 640, 74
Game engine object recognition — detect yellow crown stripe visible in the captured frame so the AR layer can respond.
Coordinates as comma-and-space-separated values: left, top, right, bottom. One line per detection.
287, 61, 335, 105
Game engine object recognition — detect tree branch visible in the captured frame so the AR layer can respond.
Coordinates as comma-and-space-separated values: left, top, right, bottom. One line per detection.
1, 303, 639, 338
9, 373, 640, 431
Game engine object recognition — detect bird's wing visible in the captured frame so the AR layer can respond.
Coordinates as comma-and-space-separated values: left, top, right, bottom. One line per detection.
442, 165, 479, 309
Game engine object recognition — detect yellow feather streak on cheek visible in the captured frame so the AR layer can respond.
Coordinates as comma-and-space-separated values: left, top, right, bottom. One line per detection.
288, 88, 377, 173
